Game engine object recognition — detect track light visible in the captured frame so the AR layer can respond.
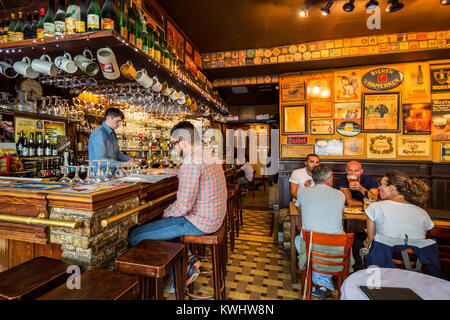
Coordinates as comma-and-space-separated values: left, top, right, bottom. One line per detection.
386, 0, 404, 12
441, 0, 450, 5
365, 0, 378, 9
343, 0, 355, 12
299, 3, 313, 17
321, 0, 333, 15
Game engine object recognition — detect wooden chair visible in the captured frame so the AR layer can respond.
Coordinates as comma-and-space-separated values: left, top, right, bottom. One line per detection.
428, 226, 450, 280
38, 268, 139, 300
289, 201, 301, 283
115, 240, 185, 300
238, 170, 256, 198
0, 257, 70, 300
301, 230, 354, 300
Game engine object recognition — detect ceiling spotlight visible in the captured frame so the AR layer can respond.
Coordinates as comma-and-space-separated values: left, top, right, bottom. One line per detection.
321, 0, 333, 15
299, 3, 313, 17
343, 0, 356, 12
365, 0, 379, 9
441, 0, 450, 5
386, 0, 404, 12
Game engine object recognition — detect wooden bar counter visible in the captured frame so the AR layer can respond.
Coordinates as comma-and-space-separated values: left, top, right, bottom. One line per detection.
0, 177, 178, 272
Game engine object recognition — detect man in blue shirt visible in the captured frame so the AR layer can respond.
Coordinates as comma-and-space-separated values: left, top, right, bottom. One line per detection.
88, 108, 138, 171
337, 161, 378, 207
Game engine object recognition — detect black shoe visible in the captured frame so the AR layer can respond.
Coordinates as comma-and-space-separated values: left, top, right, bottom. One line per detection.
311, 284, 328, 299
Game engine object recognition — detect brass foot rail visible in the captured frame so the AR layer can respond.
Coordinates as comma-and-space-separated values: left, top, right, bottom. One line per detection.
0, 213, 80, 229
101, 191, 177, 228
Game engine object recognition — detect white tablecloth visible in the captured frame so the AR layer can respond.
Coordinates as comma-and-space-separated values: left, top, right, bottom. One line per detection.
340, 268, 450, 300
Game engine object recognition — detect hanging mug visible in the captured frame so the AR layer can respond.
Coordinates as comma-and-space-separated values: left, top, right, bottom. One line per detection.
184, 95, 192, 107
190, 98, 198, 112
74, 49, 99, 76
120, 60, 137, 80
54, 53, 77, 74
135, 69, 153, 88
177, 91, 186, 105
0, 58, 18, 78
169, 88, 179, 101
31, 54, 58, 77
97, 47, 120, 80
13, 56, 39, 79
161, 82, 170, 96
151, 76, 162, 92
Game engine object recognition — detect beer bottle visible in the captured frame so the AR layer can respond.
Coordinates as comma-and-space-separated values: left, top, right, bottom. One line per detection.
417, 65, 424, 86
14, 12, 25, 41
134, 6, 142, 49
54, 0, 66, 36
101, 0, 117, 31
46, 158, 51, 176
87, 0, 101, 31
77, 0, 87, 33
52, 142, 58, 156
16, 130, 24, 157
23, 12, 33, 39
43, 0, 56, 37
1, 19, 8, 43
31, 11, 40, 38
36, 133, 44, 157
44, 134, 51, 156
65, 0, 78, 35
118, 0, 127, 39
127, 2, 135, 45
36, 8, 45, 39
146, 24, 154, 58
0, 21, 4, 44
7, 13, 16, 42
22, 137, 29, 157
29, 132, 36, 157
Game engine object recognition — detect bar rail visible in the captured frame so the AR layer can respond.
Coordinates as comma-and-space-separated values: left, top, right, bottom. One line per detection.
0, 213, 80, 229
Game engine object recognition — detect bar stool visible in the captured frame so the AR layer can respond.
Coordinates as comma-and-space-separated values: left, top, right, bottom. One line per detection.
181, 222, 227, 300
115, 240, 185, 300
226, 186, 236, 252
0, 257, 70, 300
227, 183, 241, 238
38, 268, 139, 300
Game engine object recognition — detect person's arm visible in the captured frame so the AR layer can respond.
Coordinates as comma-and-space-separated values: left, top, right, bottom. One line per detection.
89, 132, 122, 169
358, 186, 379, 200
366, 218, 376, 242
290, 182, 299, 200
340, 187, 363, 207
164, 164, 201, 218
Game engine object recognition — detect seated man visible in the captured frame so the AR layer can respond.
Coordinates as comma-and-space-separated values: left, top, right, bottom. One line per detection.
235, 156, 254, 184
338, 161, 378, 207
289, 154, 320, 200
294, 166, 353, 299
130, 121, 227, 294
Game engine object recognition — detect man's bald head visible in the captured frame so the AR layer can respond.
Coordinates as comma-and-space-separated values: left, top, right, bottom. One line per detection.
346, 161, 363, 178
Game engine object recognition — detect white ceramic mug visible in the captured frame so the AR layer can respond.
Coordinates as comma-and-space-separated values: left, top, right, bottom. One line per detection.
54, 53, 77, 74
151, 76, 162, 92
0, 59, 18, 78
13, 57, 39, 79
135, 69, 153, 88
74, 49, 99, 76
177, 96, 186, 105
31, 54, 58, 77
97, 47, 120, 80
169, 88, 179, 101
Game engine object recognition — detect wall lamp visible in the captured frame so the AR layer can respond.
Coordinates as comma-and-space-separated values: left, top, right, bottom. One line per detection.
321, 0, 334, 15
343, 0, 356, 12
386, 0, 404, 12
299, 3, 313, 17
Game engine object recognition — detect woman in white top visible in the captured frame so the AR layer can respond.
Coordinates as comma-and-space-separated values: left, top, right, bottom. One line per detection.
366, 171, 434, 241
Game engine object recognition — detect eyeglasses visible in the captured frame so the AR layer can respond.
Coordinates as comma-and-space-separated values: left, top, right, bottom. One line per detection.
171, 138, 181, 147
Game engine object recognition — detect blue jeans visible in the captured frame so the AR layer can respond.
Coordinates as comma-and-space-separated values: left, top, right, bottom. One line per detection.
129, 216, 207, 247
295, 234, 334, 291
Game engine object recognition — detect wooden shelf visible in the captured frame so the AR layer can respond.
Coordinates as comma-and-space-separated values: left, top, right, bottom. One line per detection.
0, 31, 230, 116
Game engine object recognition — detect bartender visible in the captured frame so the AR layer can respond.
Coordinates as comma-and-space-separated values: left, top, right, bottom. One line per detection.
88, 107, 138, 171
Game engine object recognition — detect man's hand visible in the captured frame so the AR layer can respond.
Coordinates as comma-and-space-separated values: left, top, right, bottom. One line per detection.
349, 181, 363, 192
143, 168, 166, 176
122, 159, 139, 168
304, 179, 313, 187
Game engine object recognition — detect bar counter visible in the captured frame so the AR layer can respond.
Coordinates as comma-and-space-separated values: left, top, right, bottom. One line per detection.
0, 177, 178, 272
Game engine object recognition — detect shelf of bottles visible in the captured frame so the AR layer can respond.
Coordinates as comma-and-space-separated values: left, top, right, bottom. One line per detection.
0, 0, 230, 117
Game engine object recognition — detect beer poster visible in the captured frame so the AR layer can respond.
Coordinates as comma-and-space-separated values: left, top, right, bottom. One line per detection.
344, 138, 364, 156
194, 50, 202, 68
403, 62, 430, 102
442, 142, 450, 162
44, 121, 65, 145
314, 139, 343, 156
430, 64, 450, 93
281, 81, 305, 102
310, 120, 334, 135
14, 117, 44, 143
431, 99, 450, 141
335, 102, 361, 119
362, 92, 401, 132
166, 21, 184, 63
282, 105, 307, 135
367, 134, 396, 159
402, 103, 432, 135
397, 136, 430, 157
307, 78, 331, 100
0, 113, 14, 144
310, 101, 332, 118
334, 69, 361, 102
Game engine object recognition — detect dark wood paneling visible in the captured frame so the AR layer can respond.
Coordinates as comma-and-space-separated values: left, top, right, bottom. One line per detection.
0, 238, 8, 272
432, 180, 450, 210
8, 240, 35, 269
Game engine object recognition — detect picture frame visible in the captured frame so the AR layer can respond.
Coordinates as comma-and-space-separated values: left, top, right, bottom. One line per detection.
238, 105, 256, 120
281, 144, 314, 159
281, 104, 307, 135
335, 102, 361, 120
310, 119, 335, 135
310, 101, 332, 118
281, 81, 305, 102
362, 92, 401, 133
402, 103, 431, 135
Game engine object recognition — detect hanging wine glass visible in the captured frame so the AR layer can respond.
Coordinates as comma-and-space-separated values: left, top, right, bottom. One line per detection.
59, 166, 71, 183
70, 166, 83, 184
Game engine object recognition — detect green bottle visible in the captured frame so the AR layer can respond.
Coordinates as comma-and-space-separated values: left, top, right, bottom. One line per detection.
87, 0, 101, 31
65, 0, 78, 35
127, 2, 135, 45
14, 12, 25, 41
36, 8, 45, 38
134, 6, 142, 49
118, 0, 127, 39
43, 0, 55, 37
101, 0, 116, 31
54, 0, 66, 36
146, 24, 154, 58
76, 0, 87, 33
7, 13, 16, 42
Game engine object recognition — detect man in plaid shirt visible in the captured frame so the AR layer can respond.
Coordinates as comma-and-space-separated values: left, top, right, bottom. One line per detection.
129, 121, 227, 246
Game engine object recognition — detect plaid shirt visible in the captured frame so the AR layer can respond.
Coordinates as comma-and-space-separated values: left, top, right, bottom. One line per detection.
163, 147, 227, 233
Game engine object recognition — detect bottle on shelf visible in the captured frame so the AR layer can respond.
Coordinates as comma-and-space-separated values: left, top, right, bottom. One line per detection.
44, 134, 51, 156
46, 158, 52, 176
54, 0, 66, 36
16, 130, 24, 157
29, 132, 36, 157
52, 142, 58, 156
87, 0, 101, 31
30, 10, 40, 39
23, 12, 33, 39
44, 0, 56, 37
134, 6, 142, 49
101, 0, 117, 31
77, 0, 87, 33
0, 21, 4, 44
2, 19, 8, 43
417, 65, 424, 86
118, 0, 127, 39
65, 0, 78, 35
36, 8, 45, 39
14, 12, 25, 41
153, 34, 161, 63
22, 137, 29, 157
127, 2, 135, 45
54, 159, 61, 177
7, 13, 16, 42
146, 24, 154, 58
36, 133, 44, 157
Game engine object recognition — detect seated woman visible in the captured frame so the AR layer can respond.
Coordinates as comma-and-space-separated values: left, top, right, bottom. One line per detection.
365, 171, 434, 241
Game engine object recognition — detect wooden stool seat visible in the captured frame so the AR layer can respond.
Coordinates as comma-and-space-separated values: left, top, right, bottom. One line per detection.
0, 257, 70, 300
182, 225, 225, 245
38, 268, 139, 300
115, 240, 185, 300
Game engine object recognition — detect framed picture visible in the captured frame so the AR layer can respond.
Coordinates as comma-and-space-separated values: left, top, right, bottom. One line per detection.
310, 119, 335, 135
367, 134, 396, 159
344, 137, 365, 156
281, 81, 305, 102
402, 103, 431, 135
314, 139, 343, 156
238, 106, 256, 120
334, 69, 361, 102
310, 101, 332, 118
335, 103, 361, 120
281, 144, 314, 159
362, 92, 401, 133
307, 78, 331, 100
281, 104, 307, 135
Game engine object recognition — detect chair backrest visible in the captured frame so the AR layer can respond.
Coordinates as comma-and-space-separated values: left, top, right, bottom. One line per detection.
428, 226, 450, 259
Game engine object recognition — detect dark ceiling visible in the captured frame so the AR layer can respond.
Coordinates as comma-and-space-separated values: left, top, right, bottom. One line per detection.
217, 83, 279, 106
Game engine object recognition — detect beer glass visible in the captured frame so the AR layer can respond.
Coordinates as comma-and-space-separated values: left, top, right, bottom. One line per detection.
347, 174, 357, 183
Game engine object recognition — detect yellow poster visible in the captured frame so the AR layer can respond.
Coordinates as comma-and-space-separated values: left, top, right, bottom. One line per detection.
44, 121, 66, 144
283, 105, 306, 134
344, 138, 364, 156
403, 62, 431, 102
397, 136, 430, 157
367, 134, 396, 159
14, 117, 45, 143
334, 69, 361, 102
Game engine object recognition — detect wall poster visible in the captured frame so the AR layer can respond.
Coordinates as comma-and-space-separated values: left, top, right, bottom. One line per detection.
344, 137, 364, 156
335, 102, 361, 119
367, 134, 396, 159
310, 101, 332, 118
403, 62, 430, 102
362, 92, 401, 132
442, 142, 450, 162
281, 144, 314, 159
166, 21, 184, 63
397, 136, 430, 157
314, 138, 343, 156
431, 99, 450, 141
310, 119, 334, 135
334, 69, 361, 102
281, 81, 305, 102
402, 103, 432, 135
430, 64, 450, 93
307, 78, 331, 100
282, 104, 307, 134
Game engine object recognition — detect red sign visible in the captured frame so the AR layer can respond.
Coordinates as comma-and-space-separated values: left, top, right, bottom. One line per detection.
287, 135, 308, 145
377, 74, 387, 82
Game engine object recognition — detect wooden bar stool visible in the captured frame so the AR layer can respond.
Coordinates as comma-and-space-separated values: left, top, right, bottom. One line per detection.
226, 186, 236, 252
228, 183, 241, 237
115, 240, 185, 300
181, 223, 227, 300
38, 268, 139, 300
0, 257, 70, 300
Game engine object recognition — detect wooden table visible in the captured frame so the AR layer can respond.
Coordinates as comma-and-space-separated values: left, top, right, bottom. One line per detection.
288, 201, 450, 283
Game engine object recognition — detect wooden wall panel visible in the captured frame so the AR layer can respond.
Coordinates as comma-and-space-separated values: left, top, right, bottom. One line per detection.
34, 243, 62, 261
8, 240, 35, 269
0, 238, 8, 272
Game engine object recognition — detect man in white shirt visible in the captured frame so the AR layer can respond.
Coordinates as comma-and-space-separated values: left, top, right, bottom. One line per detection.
235, 157, 254, 183
289, 154, 320, 200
